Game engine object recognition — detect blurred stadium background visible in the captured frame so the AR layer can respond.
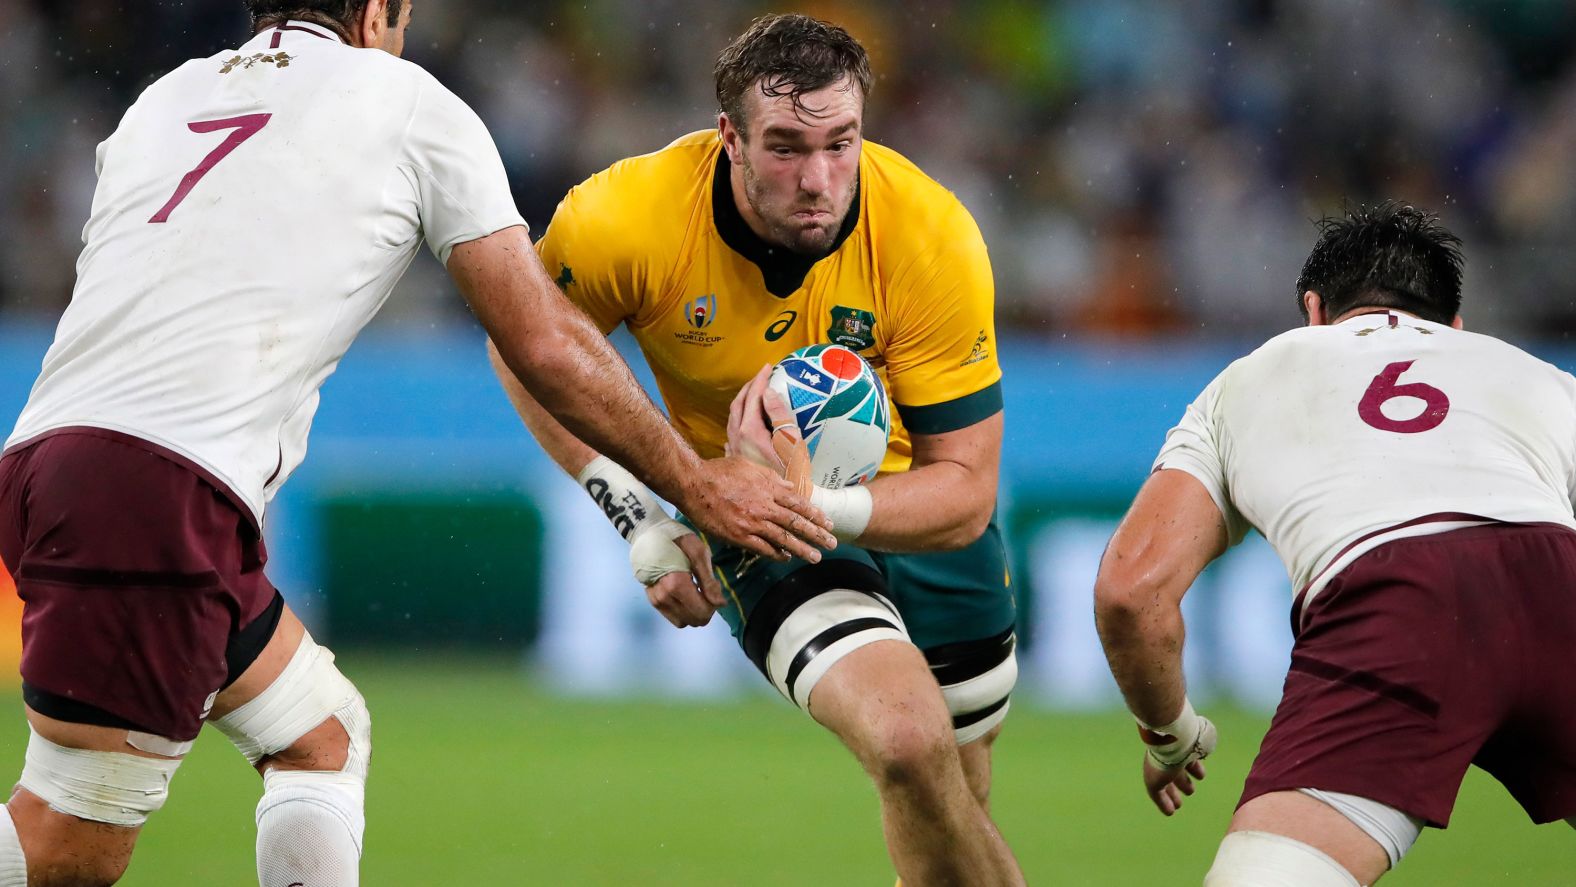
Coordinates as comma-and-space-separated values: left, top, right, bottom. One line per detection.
1, 0, 1573, 882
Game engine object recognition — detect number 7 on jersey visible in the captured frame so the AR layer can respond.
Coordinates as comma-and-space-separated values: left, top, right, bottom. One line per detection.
148, 113, 272, 224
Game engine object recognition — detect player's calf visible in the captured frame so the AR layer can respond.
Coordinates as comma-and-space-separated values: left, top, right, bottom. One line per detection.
212, 626, 370, 887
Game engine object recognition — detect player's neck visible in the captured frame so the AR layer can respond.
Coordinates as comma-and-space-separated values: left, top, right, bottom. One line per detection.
253, 14, 355, 45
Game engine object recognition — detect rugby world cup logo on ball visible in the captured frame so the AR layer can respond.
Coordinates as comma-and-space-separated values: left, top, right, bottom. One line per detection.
768, 344, 891, 489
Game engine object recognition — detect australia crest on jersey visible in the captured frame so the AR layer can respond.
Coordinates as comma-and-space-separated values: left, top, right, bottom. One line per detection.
828, 306, 876, 351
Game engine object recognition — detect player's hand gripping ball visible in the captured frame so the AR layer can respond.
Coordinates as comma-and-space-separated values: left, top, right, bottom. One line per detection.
767, 344, 891, 490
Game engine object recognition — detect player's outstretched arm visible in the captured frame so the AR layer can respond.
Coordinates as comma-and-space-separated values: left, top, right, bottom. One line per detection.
1094, 468, 1228, 815
487, 338, 728, 626
729, 365, 1000, 552
451, 227, 834, 564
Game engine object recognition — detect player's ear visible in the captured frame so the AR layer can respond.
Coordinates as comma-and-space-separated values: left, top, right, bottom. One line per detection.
1450, 314, 1464, 330
356, 0, 390, 50
1302, 290, 1328, 326
719, 113, 747, 164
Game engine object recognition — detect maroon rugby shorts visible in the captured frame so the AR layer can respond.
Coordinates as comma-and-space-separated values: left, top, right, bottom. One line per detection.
1242, 521, 1576, 827
0, 428, 278, 741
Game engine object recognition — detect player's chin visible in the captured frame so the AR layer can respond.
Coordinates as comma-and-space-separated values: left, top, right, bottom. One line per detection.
786, 225, 838, 257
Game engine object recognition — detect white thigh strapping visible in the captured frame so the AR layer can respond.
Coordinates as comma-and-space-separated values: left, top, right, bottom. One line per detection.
211, 631, 370, 779
941, 646, 1017, 745
1300, 788, 1423, 869
18, 727, 182, 827
765, 589, 909, 709
1205, 831, 1361, 887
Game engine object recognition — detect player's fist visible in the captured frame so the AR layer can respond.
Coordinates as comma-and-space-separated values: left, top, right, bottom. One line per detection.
632, 525, 724, 628
1135, 699, 1215, 816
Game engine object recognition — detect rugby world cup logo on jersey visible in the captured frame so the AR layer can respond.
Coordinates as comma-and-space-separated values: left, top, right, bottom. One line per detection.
686, 294, 717, 329
674, 294, 725, 347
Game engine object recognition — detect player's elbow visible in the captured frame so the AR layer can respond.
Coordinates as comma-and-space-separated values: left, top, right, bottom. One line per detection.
942, 505, 994, 551
1092, 556, 1169, 635
500, 328, 585, 406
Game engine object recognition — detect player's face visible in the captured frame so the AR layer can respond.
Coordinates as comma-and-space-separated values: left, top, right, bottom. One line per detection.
732, 77, 863, 257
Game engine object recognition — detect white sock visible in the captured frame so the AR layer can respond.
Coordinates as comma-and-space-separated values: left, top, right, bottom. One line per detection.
0, 806, 26, 887
255, 769, 365, 887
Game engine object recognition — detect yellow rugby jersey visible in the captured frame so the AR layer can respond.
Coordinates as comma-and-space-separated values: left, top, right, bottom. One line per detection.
536, 130, 1001, 471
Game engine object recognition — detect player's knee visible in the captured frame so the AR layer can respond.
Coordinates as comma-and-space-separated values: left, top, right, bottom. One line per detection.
26, 850, 130, 887
211, 631, 371, 782
1205, 831, 1362, 887
863, 712, 956, 793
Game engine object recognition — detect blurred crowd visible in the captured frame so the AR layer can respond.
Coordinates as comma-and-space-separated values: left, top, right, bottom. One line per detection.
3, 0, 1575, 340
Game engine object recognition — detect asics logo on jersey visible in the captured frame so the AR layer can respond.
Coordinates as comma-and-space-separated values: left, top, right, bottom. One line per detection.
765, 310, 798, 341
584, 477, 649, 540
684, 295, 718, 329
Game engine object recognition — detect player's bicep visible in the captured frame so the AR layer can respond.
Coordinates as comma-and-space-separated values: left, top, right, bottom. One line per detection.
908, 411, 1002, 477
1100, 469, 1230, 607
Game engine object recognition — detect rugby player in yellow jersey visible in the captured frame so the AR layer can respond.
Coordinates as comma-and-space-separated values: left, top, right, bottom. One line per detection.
490, 14, 1023, 885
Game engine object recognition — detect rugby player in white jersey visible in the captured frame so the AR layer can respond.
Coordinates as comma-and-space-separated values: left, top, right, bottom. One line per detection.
0, 2, 835, 885
1094, 202, 1576, 886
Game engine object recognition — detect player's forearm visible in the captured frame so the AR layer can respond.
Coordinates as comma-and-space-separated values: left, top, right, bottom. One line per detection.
497, 321, 699, 505
854, 460, 995, 552
452, 230, 702, 506
486, 339, 601, 477
1093, 576, 1189, 727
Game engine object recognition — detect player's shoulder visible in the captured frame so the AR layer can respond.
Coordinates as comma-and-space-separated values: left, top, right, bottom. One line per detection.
547, 130, 715, 251
1232, 317, 1576, 390
862, 141, 978, 227
860, 140, 984, 258
565, 130, 715, 212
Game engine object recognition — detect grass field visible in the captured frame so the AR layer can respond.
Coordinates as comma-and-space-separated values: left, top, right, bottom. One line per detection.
9, 655, 1566, 885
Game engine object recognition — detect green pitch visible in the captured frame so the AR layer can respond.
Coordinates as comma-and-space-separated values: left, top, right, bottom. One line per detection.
5, 656, 1564, 885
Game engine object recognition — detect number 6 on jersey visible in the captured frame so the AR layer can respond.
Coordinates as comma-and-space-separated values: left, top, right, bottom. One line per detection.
1358, 360, 1450, 433
149, 113, 272, 224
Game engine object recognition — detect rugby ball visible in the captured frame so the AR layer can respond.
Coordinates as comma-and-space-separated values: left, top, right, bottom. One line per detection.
767, 344, 891, 489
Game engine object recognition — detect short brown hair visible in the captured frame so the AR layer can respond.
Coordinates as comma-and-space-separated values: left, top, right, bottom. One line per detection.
714, 14, 873, 136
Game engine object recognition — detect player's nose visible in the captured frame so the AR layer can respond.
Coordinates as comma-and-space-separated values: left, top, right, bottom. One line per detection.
799, 152, 832, 194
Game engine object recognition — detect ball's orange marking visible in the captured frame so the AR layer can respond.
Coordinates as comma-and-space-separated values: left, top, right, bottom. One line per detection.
822, 346, 863, 381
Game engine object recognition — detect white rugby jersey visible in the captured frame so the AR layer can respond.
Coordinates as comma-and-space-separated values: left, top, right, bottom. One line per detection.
1156, 311, 1576, 619
6, 21, 524, 523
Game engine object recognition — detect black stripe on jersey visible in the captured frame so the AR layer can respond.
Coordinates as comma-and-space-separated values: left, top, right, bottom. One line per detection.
784, 617, 899, 701
713, 151, 862, 298
897, 381, 1004, 435
952, 696, 1010, 730
741, 559, 888, 676
19, 563, 222, 590
926, 627, 1017, 687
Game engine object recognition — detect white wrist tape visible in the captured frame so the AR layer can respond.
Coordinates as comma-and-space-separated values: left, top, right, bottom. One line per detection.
576, 455, 670, 542
1137, 698, 1217, 769
811, 484, 873, 542
629, 519, 696, 586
